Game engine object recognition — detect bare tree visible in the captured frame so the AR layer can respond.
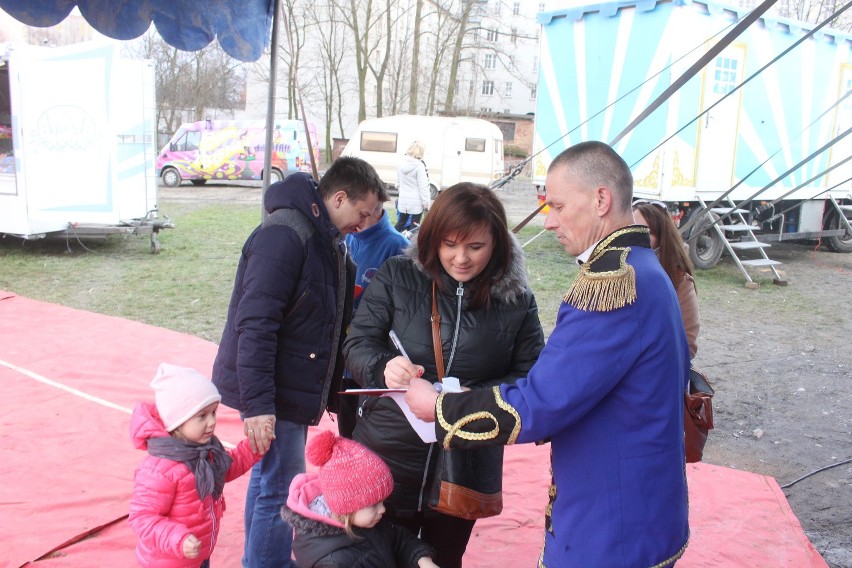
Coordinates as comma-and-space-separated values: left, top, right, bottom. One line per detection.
443, 0, 478, 113
124, 33, 245, 136
309, 0, 353, 159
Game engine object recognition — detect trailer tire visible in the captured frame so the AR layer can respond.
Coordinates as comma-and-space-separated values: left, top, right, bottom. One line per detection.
429, 183, 439, 200
161, 167, 181, 187
190, 179, 207, 186
686, 211, 724, 269
825, 210, 852, 253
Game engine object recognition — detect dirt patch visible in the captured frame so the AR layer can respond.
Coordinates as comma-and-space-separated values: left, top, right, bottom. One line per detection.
160, 181, 852, 567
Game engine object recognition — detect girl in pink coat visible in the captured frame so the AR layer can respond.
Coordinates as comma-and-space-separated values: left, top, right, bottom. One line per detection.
129, 363, 263, 567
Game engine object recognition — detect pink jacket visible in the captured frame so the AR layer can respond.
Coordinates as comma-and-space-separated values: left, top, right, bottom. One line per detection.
129, 402, 259, 567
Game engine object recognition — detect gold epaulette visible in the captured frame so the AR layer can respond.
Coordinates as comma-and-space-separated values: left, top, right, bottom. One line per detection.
563, 226, 651, 312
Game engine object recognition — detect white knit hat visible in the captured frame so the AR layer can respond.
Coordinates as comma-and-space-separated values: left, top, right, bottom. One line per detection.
150, 363, 221, 432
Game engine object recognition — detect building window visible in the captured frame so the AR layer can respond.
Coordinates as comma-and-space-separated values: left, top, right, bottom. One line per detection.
479, 107, 492, 114
486, 28, 498, 42
505, 82, 512, 98
485, 53, 496, 69
530, 85, 537, 99
511, 28, 517, 44
532, 56, 538, 72
513, 2, 520, 15
455, 80, 459, 95
493, 1, 501, 15
482, 80, 494, 96
538, 2, 545, 12
504, 108, 510, 114
469, 80, 475, 96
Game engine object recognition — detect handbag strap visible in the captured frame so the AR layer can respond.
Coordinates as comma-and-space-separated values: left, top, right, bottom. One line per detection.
431, 281, 445, 381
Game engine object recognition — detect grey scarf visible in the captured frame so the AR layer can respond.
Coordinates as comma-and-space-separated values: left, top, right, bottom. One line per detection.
147, 435, 232, 500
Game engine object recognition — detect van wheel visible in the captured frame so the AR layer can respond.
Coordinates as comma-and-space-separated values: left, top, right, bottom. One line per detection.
686, 211, 724, 269
429, 183, 439, 200
161, 167, 181, 187
266, 168, 285, 184
190, 179, 207, 186
825, 210, 852, 253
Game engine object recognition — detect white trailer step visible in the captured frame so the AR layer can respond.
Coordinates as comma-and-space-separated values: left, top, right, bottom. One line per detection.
718, 224, 756, 231
729, 241, 771, 250
711, 207, 749, 215
740, 259, 783, 267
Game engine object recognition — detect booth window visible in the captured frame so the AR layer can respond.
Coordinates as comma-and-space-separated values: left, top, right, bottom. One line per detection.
465, 138, 486, 152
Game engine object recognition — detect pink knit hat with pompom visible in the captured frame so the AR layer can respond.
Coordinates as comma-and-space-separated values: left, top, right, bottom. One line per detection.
306, 430, 393, 515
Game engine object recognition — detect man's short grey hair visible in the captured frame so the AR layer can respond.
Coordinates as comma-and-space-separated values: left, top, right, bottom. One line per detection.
549, 141, 633, 213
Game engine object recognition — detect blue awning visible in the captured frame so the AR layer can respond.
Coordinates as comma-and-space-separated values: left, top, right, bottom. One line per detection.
0, 0, 273, 61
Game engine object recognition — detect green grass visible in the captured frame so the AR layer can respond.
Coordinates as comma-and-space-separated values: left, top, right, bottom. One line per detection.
0, 197, 823, 343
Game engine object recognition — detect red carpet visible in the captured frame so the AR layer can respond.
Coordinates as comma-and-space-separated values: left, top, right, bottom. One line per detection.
0, 291, 826, 567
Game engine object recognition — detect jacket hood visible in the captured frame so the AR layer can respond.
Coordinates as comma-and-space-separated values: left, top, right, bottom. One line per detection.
129, 401, 169, 451
263, 171, 320, 213
398, 154, 423, 176
407, 231, 531, 304
285, 473, 346, 529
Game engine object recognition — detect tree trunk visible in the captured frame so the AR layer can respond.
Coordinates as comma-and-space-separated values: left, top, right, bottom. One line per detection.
407, 0, 423, 114
444, 0, 476, 113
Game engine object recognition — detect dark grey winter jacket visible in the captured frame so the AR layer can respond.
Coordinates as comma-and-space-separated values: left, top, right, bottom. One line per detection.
213, 172, 355, 425
343, 237, 544, 516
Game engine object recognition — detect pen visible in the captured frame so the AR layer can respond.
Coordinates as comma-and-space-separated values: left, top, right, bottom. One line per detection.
388, 330, 410, 360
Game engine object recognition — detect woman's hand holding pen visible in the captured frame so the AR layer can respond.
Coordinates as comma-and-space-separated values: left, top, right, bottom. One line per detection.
384, 356, 425, 389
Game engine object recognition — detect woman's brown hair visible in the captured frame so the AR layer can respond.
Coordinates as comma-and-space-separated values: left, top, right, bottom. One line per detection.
417, 182, 511, 310
632, 202, 695, 287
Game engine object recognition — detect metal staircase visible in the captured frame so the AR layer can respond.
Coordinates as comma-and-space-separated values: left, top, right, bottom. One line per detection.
697, 195, 786, 287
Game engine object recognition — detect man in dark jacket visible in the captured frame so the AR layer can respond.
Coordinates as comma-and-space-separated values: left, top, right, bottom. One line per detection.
212, 158, 386, 568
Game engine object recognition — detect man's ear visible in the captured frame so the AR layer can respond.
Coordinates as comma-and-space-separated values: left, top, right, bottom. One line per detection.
331, 190, 347, 208
594, 186, 613, 217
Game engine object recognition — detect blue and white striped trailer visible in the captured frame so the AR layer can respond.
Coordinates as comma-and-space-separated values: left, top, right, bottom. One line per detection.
533, 0, 852, 273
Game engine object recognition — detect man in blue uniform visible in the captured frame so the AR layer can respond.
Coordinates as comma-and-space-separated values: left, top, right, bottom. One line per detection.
406, 141, 690, 567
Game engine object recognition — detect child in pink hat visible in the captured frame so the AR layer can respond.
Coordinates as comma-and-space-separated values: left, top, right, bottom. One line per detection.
129, 363, 264, 567
282, 430, 439, 567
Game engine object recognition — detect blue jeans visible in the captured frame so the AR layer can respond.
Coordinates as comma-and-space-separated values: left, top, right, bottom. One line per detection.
242, 419, 307, 568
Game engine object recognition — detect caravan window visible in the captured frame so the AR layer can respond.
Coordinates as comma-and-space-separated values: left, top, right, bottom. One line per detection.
465, 138, 486, 152
361, 131, 397, 152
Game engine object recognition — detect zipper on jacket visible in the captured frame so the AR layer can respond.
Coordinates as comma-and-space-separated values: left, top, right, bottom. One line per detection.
418, 282, 464, 510
417, 442, 436, 512
209, 501, 217, 552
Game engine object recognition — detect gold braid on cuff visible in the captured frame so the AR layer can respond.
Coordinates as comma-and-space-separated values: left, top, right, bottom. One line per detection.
436, 387, 522, 448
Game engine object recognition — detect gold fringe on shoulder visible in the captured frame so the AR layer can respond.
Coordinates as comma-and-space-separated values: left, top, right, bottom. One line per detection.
563, 247, 636, 311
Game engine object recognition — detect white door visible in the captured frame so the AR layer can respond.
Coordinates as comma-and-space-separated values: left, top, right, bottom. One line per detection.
695, 44, 745, 193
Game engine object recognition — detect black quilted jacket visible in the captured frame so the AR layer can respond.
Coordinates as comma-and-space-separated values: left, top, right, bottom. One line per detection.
343, 237, 544, 517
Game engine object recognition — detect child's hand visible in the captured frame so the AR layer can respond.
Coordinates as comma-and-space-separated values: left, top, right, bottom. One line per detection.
418, 557, 440, 568
182, 534, 201, 559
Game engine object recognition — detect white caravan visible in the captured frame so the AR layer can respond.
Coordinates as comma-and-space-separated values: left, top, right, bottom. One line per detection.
341, 115, 504, 197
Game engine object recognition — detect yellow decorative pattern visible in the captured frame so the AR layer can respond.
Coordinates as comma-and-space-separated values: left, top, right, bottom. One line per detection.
493, 386, 522, 444
648, 538, 689, 568
436, 393, 500, 449
670, 150, 694, 187
634, 152, 660, 189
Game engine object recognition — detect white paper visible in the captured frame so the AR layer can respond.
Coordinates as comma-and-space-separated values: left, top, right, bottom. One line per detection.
442, 376, 462, 392
385, 391, 437, 443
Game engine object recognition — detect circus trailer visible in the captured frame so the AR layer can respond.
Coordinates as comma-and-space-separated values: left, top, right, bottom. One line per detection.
0, 41, 168, 251
532, 0, 852, 281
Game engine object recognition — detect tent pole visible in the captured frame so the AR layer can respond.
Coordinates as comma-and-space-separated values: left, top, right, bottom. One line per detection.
261, 0, 282, 221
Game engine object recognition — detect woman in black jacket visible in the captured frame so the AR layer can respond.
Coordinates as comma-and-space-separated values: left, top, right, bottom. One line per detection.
343, 183, 545, 568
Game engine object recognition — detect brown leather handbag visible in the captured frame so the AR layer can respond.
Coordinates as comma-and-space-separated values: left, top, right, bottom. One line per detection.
684, 367, 715, 463
427, 282, 504, 520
